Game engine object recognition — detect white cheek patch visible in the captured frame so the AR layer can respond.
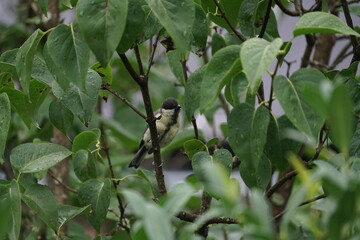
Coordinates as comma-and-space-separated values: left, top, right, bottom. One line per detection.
162, 109, 175, 116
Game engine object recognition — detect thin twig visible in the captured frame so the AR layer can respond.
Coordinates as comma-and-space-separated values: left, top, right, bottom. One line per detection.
212, 0, 246, 42
268, 59, 281, 110
266, 170, 297, 198
134, 46, 145, 76
340, 0, 360, 63
145, 32, 161, 76
300, 35, 315, 68
273, 194, 327, 221
48, 170, 78, 193
181, 59, 200, 139
101, 83, 146, 120
102, 134, 130, 233
273, 0, 299, 16
177, 211, 238, 225
258, 0, 272, 38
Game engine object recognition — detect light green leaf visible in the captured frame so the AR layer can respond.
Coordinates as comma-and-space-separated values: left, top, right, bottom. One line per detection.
8, 180, 21, 240
137, 169, 161, 198
52, 69, 101, 125
159, 183, 195, 216
43, 23, 89, 91
328, 84, 353, 158
22, 184, 59, 230
10, 143, 72, 174
72, 129, 101, 153
241, 38, 283, 95
73, 150, 97, 182
228, 104, 270, 171
117, 0, 147, 53
31, 55, 55, 86
15, 29, 45, 96
213, 149, 233, 177
57, 204, 91, 233
145, 0, 195, 55
200, 45, 242, 111
184, 65, 206, 119
78, 178, 112, 232
49, 99, 74, 137
293, 12, 360, 37
77, 0, 128, 66
183, 139, 207, 160
0, 93, 10, 163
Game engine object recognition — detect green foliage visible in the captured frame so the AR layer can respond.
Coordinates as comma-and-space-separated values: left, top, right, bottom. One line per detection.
1, 0, 360, 239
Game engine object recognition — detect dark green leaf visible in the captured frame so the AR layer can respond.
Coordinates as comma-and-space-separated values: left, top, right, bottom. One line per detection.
72, 129, 101, 153
0, 49, 17, 77
0, 93, 10, 163
44, 23, 89, 91
240, 38, 282, 95
31, 55, 55, 86
49, 99, 74, 137
78, 178, 112, 232
191, 4, 208, 51
228, 104, 270, 171
8, 180, 21, 240
90, 62, 113, 99
211, 33, 226, 55
117, 0, 146, 53
350, 123, 360, 157
16, 29, 45, 96
10, 143, 72, 174
73, 150, 97, 182
52, 69, 101, 125
183, 139, 207, 160
145, 0, 195, 55
22, 184, 59, 230
239, 0, 259, 37
167, 50, 185, 85
184, 65, 206, 119
200, 45, 242, 111
240, 154, 271, 190
229, 72, 254, 106
213, 149, 233, 177
293, 12, 360, 37
77, 0, 128, 66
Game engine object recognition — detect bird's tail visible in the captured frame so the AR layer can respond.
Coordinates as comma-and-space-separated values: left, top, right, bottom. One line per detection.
128, 145, 148, 168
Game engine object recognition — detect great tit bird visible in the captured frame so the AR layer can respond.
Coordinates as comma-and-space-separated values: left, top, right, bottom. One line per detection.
128, 98, 181, 168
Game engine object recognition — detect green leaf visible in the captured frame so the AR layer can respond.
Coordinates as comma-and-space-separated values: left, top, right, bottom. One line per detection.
57, 204, 91, 233
72, 128, 101, 153
0, 93, 10, 163
167, 50, 185, 85
91, 62, 113, 99
8, 180, 21, 240
192, 151, 213, 181
229, 72, 255, 106
10, 143, 72, 174
184, 65, 206, 119
0, 49, 17, 77
22, 184, 59, 230
159, 183, 195, 216
145, 0, 195, 55
293, 12, 360, 37
77, 0, 128, 66
73, 150, 97, 182
137, 169, 161, 198
117, 0, 146, 53
200, 45, 242, 111
123, 190, 175, 240
350, 123, 360, 157
274, 69, 326, 140
239, 0, 259, 37
228, 104, 270, 171
240, 38, 283, 95
78, 178, 112, 232
240, 154, 271, 190
52, 69, 101, 125
211, 33, 226, 55
49, 99, 74, 137
191, 4, 208, 52
31, 55, 55, 86
35, 0, 48, 16
43, 23, 89, 91
213, 149, 233, 177
183, 139, 207, 160
15, 29, 45, 96
328, 84, 353, 157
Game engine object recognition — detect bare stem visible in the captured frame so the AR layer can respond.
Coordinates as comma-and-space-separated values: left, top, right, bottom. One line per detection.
48, 170, 77, 193
258, 0, 272, 38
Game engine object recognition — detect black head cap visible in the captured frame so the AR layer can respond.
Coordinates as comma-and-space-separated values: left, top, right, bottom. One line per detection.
161, 98, 180, 110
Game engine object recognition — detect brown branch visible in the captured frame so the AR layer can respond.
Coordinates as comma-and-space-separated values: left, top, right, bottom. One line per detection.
101, 83, 146, 120
273, 194, 327, 221
212, 0, 246, 42
341, 0, 360, 63
196, 192, 213, 237
48, 170, 77, 193
266, 170, 297, 198
273, 0, 300, 16
145, 33, 161, 76
258, 0, 273, 38
118, 53, 143, 85
177, 211, 238, 225
330, 40, 352, 69
300, 35, 315, 68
